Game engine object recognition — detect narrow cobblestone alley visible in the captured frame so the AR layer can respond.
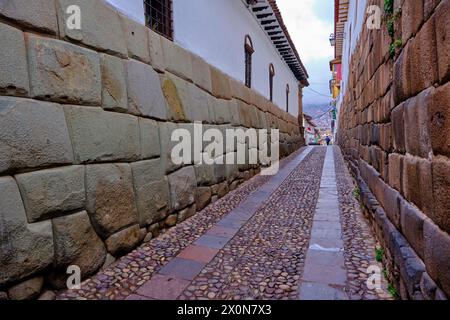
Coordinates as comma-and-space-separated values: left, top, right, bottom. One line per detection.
57, 147, 389, 301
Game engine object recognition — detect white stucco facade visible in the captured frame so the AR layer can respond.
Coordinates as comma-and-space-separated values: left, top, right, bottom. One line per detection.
104, 0, 303, 117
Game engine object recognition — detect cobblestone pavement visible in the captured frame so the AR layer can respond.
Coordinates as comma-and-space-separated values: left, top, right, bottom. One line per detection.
58, 146, 391, 300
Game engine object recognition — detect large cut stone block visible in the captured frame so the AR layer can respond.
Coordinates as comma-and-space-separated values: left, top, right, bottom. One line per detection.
159, 122, 183, 173
148, 29, 165, 72
0, 0, 58, 34
392, 102, 406, 153
126, 59, 167, 119
160, 73, 187, 121
191, 54, 212, 93
211, 97, 231, 124
210, 66, 232, 100
16, 166, 85, 223
139, 118, 161, 159
161, 36, 193, 81
64, 106, 141, 163
388, 153, 403, 192
49, 211, 106, 288
100, 54, 128, 112
431, 156, 450, 234
0, 23, 29, 96
0, 177, 54, 287
56, 0, 127, 56
168, 166, 197, 212
428, 82, 450, 157
424, 219, 450, 297
400, 198, 426, 260
0, 97, 73, 174
131, 159, 170, 227
105, 224, 142, 257
435, 0, 450, 83
401, 0, 424, 43
85, 164, 138, 238
119, 13, 150, 63
27, 35, 101, 105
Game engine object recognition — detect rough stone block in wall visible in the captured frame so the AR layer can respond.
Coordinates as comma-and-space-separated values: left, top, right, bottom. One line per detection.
0, 177, 54, 287
85, 163, 139, 239
400, 197, 426, 260
105, 224, 142, 257
431, 156, 450, 234
237, 100, 253, 128
15, 166, 85, 223
190, 83, 214, 123
435, 0, 450, 83
119, 13, 150, 63
0, 23, 29, 96
191, 53, 213, 94
0, 97, 74, 174
388, 153, 404, 192
56, 0, 127, 57
196, 187, 212, 211
64, 106, 141, 163
409, 15, 439, 97
229, 99, 241, 126
402, 155, 434, 218
100, 54, 128, 112
0, 0, 58, 34
392, 102, 406, 153
139, 118, 161, 159
160, 74, 187, 121
195, 162, 218, 186
161, 35, 193, 81
210, 66, 232, 100
148, 29, 165, 72
401, 0, 424, 43
168, 166, 197, 212
428, 78, 450, 157
424, 219, 450, 297
49, 211, 106, 289
404, 89, 432, 158
393, 42, 412, 105
159, 122, 182, 173
131, 159, 170, 227
229, 77, 251, 103
26, 35, 101, 105
211, 97, 231, 125
126, 59, 168, 119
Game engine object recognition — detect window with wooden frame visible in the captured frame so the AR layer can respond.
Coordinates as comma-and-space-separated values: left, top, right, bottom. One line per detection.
144, 0, 173, 40
269, 63, 275, 102
244, 35, 254, 88
286, 84, 290, 112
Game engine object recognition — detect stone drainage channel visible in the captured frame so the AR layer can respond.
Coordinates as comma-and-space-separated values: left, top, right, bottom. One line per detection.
58, 146, 390, 300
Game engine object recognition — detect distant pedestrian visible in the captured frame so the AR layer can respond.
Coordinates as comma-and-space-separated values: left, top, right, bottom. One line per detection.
325, 136, 331, 146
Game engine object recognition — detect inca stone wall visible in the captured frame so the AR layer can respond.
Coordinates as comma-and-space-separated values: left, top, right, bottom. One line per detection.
0, 0, 304, 299
337, 0, 449, 300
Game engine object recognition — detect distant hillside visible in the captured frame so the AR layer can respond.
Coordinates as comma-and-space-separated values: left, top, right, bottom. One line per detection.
303, 103, 333, 131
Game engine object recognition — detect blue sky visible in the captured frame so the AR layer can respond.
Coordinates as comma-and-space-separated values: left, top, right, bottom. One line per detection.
276, 0, 335, 105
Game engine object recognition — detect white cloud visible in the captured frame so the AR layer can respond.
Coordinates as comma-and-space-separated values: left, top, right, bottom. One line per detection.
276, 0, 334, 63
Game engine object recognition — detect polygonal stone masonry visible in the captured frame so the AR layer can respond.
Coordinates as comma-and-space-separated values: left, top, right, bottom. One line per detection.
100, 53, 128, 112
168, 166, 197, 212
119, 13, 150, 63
139, 118, 161, 159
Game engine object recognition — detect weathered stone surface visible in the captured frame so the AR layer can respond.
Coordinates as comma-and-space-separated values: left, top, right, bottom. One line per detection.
400, 198, 426, 260
0, 0, 58, 33
196, 187, 212, 211
131, 159, 170, 227
102, 253, 116, 270
64, 105, 140, 163
105, 224, 142, 257
165, 214, 178, 228
159, 122, 189, 173
402, 155, 434, 218
431, 156, 450, 234
401, 0, 424, 43
191, 54, 212, 93
85, 164, 138, 238
195, 163, 216, 186
37, 290, 56, 300
435, 0, 450, 83
119, 13, 150, 63
388, 153, 403, 192
100, 54, 128, 112
428, 82, 450, 157
392, 102, 406, 154
168, 166, 197, 212
148, 29, 165, 72
50, 211, 106, 288
56, 0, 126, 56
0, 97, 74, 174
126, 59, 167, 119
382, 183, 401, 229
139, 118, 161, 159
161, 74, 186, 121
0, 23, 29, 96
212, 98, 232, 124
217, 181, 230, 198
161, 36, 193, 81
15, 166, 85, 223
210, 66, 232, 100
27, 34, 101, 104
0, 177, 54, 287
189, 82, 213, 123
7, 276, 43, 300
423, 219, 450, 297
177, 205, 196, 223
